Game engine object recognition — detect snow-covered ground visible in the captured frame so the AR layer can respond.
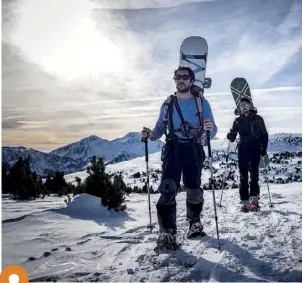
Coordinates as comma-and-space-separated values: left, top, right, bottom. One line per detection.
3, 136, 302, 281
2, 194, 66, 222
65, 148, 302, 191
2, 182, 301, 282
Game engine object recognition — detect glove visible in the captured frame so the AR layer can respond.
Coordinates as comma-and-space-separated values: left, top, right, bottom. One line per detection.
204, 119, 214, 132
141, 127, 154, 140
227, 132, 236, 142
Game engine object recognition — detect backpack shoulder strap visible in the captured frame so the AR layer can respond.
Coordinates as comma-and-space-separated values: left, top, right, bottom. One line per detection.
174, 96, 186, 124
194, 95, 204, 127
163, 94, 175, 136
163, 95, 174, 122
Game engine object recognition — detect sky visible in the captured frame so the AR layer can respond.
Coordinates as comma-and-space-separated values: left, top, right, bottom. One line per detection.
2, 0, 302, 151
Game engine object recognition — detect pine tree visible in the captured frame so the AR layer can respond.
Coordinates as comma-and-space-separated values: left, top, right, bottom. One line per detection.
53, 171, 69, 196
2, 164, 10, 193
9, 156, 41, 200
142, 183, 148, 193
132, 172, 141, 178
84, 156, 126, 211
74, 176, 84, 196
43, 171, 70, 197
113, 173, 132, 195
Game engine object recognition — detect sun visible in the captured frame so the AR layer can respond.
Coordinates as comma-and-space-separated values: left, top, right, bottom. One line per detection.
41, 17, 124, 81
9, 0, 126, 81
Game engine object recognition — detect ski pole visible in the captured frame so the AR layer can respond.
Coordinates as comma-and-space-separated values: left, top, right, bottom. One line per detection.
206, 131, 221, 251
141, 137, 155, 232
263, 158, 274, 208
218, 140, 231, 207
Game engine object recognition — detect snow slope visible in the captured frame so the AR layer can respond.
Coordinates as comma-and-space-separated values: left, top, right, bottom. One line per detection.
267, 133, 302, 152
1, 194, 66, 222
2, 133, 163, 176
64, 141, 302, 189
50, 132, 163, 164
2, 183, 301, 282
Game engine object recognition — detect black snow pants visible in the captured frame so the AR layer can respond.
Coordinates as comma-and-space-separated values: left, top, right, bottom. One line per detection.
156, 139, 205, 234
238, 141, 261, 201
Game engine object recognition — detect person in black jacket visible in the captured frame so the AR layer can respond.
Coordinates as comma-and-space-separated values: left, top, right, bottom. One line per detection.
227, 97, 268, 212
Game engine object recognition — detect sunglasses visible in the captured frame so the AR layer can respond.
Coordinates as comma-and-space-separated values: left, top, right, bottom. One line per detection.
240, 102, 251, 106
174, 75, 190, 81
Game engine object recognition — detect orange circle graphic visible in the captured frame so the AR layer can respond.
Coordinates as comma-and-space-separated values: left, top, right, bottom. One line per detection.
0, 265, 29, 283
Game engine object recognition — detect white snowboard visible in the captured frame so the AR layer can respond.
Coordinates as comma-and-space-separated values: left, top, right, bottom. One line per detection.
179, 36, 211, 89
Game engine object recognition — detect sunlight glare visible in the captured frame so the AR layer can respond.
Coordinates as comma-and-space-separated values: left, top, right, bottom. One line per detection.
41, 17, 124, 80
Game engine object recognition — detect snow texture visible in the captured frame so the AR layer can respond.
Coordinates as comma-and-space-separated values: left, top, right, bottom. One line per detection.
2, 147, 302, 282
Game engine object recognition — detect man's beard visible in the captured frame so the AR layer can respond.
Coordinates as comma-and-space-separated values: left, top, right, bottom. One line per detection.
177, 84, 190, 93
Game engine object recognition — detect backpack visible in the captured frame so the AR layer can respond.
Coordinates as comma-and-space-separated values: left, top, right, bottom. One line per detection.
162, 92, 204, 139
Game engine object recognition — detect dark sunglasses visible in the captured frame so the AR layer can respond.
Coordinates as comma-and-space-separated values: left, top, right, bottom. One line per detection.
174, 75, 190, 80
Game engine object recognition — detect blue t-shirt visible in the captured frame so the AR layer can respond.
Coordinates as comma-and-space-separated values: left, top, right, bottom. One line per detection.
152, 96, 217, 140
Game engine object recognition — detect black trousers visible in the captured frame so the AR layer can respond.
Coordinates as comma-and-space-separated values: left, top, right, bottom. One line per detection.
238, 144, 261, 201
156, 140, 205, 234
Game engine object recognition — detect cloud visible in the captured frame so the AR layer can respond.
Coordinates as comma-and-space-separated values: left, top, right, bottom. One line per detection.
91, 0, 214, 9
2, 0, 302, 150
2, 119, 24, 130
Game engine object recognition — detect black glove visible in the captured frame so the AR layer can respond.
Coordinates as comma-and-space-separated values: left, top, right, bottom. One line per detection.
260, 148, 267, 157
227, 132, 236, 142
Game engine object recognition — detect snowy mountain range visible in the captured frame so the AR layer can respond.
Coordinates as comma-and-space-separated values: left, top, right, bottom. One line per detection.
64, 133, 302, 191
2, 132, 163, 177
2, 133, 301, 177
2, 146, 84, 177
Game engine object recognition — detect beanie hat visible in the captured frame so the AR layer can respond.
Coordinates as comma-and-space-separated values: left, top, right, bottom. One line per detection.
239, 97, 252, 104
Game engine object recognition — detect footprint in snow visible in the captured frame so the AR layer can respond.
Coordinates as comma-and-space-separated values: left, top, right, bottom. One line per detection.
43, 251, 51, 257
27, 250, 53, 262
243, 234, 258, 241
271, 193, 284, 199
77, 238, 92, 245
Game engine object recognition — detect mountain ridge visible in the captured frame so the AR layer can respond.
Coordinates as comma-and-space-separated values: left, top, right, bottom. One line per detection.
2, 132, 164, 176
2, 132, 301, 177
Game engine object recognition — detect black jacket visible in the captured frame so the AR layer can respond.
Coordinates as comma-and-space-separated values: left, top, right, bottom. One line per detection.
227, 110, 268, 151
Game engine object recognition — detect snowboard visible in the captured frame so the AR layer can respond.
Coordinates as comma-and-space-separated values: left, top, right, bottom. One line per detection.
180, 36, 211, 89
230, 78, 252, 114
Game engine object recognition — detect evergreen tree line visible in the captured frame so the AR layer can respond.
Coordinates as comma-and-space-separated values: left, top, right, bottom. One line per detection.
2, 156, 131, 211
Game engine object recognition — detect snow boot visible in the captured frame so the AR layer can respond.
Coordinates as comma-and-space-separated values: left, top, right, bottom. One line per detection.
187, 221, 206, 238
248, 196, 260, 212
154, 232, 179, 254
240, 200, 250, 213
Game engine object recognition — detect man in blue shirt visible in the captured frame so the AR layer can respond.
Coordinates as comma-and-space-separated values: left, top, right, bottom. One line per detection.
142, 66, 217, 250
